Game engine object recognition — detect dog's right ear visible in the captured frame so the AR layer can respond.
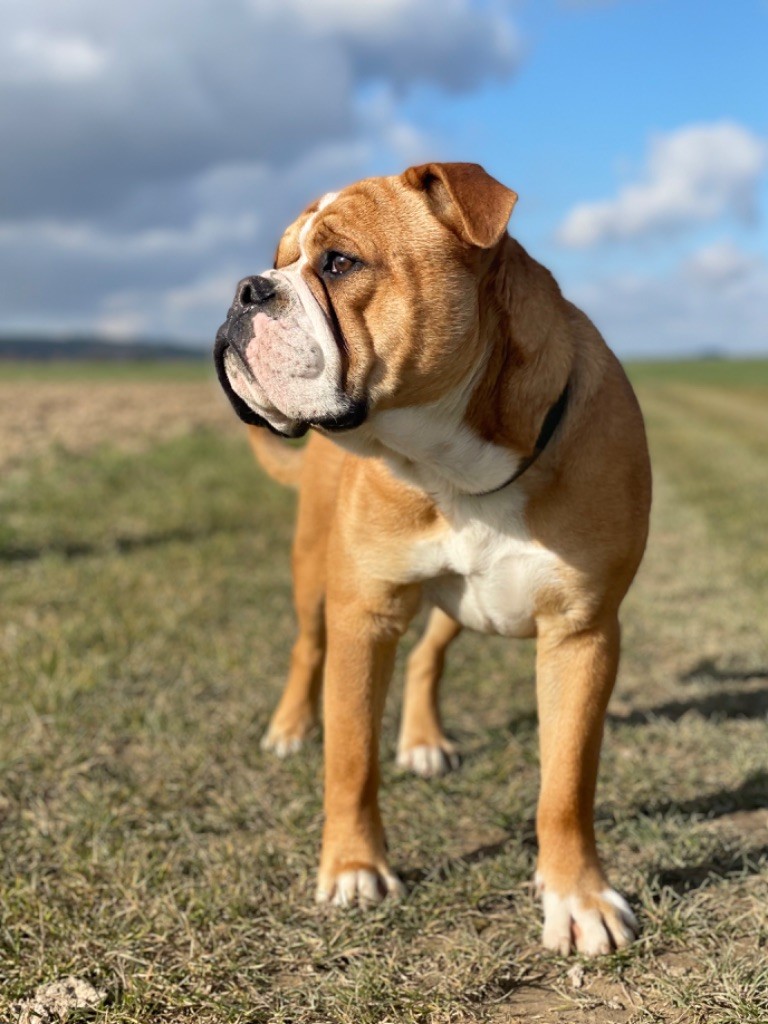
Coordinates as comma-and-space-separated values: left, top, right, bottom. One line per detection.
273, 198, 321, 269
403, 162, 517, 249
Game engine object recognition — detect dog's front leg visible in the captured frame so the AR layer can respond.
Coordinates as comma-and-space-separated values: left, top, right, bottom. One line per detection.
316, 576, 420, 908
534, 614, 639, 956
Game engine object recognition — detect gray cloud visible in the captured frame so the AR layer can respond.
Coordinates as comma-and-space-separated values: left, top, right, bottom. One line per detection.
1, 4, 355, 221
0, 0, 521, 338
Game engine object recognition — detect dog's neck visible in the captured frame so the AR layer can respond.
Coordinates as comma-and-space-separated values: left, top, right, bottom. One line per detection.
334, 381, 522, 500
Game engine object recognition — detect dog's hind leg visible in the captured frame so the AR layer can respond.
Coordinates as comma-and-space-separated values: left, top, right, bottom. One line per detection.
261, 484, 329, 758
261, 574, 325, 757
396, 606, 462, 777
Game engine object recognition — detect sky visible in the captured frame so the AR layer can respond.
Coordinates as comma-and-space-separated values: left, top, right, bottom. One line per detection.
1, 0, 766, 357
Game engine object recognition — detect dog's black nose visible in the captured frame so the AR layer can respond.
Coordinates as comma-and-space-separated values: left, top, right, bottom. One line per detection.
235, 275, 277, 309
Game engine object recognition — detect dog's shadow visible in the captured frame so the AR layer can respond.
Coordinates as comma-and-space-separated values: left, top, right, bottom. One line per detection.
611, 656, 768, 895
636, 768, 768, 822
406, 768, 768, 892
413, 656, 768, 898
652, 839, 768, 895
610, 658, 768, 725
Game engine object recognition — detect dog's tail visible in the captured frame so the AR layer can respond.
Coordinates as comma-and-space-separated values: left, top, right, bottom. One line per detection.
246, 425, 304, 489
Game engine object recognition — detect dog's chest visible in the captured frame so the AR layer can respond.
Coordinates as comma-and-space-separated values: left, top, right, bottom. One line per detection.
411, 503, 560, 638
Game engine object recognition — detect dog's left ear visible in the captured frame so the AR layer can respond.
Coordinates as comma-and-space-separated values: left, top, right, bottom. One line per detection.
403, 162, 518, 248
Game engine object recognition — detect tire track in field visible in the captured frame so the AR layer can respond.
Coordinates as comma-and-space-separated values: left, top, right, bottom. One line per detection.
635, 383, 767, 591
622, 463, 763, 701
646, 381, 768, 450
621, 384, 766, 705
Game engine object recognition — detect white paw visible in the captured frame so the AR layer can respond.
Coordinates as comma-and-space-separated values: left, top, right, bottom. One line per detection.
396, 743, 460, 778
538, 881, 639, 956
260, 730, 304, 758
316, 868, 405, 908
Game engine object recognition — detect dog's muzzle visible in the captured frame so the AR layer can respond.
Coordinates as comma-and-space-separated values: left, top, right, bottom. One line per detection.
213, 273, 367, 437
213, 325, 277, 431
214, 274, 311, 437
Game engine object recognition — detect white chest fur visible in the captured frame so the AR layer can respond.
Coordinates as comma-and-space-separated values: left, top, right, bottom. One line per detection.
410, 492, 561, 638
332, 396, 561, 637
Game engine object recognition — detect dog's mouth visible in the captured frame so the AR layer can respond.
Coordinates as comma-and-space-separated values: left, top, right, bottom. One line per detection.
214, 323, 368, 438
214, 325, 308, 438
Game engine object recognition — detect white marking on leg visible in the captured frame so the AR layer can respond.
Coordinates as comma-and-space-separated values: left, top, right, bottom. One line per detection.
601, 887, 639, 944
540, 885, 639, 956
396, 743, 460, 778
575, 906, 612, 956
316, 868, 405, 908
542, 889, 573, 956
260, 731, 303, 757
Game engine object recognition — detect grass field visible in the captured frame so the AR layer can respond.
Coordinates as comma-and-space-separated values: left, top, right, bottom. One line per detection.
1, 359, 766, 1023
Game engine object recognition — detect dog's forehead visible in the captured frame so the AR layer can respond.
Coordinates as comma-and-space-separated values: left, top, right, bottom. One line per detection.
274, 174, 433, 270
302, 175, 414, 246
297, 189, 340, 248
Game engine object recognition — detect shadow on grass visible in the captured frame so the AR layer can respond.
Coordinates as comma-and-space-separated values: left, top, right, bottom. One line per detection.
403, 771, 768, 898
635, 769, 768, 822
0, 523, 254, 563
680, 657, 768, 685
401, 818, 538, 890
652, 841, 768, 895
611, 683, 768, 724
611, 654, 768, 724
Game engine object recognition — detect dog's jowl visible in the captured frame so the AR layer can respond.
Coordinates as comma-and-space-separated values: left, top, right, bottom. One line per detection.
214, 162, 652, 956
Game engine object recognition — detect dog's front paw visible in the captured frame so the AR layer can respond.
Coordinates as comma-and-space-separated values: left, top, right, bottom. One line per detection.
316, 863, 405, 908
396, 741, 460, 778
537, 874, 639, 956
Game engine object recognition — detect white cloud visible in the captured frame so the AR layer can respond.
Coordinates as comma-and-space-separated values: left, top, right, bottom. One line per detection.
96, 308, 150, 341
163, 273, 239, 316
683, 240, 761, 285
558, 122, 767, 247
571, 241, 768, 356
6, 29, 107, 82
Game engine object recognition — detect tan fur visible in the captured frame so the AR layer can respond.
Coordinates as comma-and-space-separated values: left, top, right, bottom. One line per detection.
246, 425, 304, 490
222, 163, 652, 954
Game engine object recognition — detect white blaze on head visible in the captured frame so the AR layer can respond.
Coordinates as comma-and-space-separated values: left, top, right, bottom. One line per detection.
298, 191, 339, 262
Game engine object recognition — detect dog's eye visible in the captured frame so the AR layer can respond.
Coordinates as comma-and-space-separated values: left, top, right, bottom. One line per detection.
323, 252, 357, 278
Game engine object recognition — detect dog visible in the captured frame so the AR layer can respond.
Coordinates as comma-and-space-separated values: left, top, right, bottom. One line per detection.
213, 162, 652, 956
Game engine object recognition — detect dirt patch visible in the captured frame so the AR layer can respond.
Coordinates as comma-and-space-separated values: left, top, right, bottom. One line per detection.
14, 976, 106, 1023
489, 972, 639, 1023
715, 807, 768, 841
0, 378, 237, 470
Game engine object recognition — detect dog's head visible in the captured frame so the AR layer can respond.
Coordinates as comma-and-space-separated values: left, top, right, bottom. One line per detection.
214, 163, 517, 438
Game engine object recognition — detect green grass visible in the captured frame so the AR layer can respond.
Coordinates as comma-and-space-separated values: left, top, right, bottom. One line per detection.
1, 360, 767, 1022
0, 358, 209, 382
626, 357, 768, 389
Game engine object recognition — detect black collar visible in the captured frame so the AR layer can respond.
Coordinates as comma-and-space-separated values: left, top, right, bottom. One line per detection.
464, 379, 570, 498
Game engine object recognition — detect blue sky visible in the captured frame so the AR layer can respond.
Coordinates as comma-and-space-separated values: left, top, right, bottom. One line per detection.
1, 0, 766, 356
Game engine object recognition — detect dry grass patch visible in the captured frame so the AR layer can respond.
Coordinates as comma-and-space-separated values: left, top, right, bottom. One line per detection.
0, 365, 235, 472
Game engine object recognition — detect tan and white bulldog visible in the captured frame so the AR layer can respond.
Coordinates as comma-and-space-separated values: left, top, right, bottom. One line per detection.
213, 162, 652, 956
